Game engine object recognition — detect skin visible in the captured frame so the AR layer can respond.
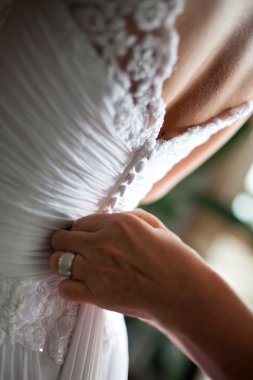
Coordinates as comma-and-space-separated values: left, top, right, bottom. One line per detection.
50, 209, 253, 380
144, 0, 253, 202
49, 0, 253, 378
1, 3, 252, 376
161, 0, 253, 137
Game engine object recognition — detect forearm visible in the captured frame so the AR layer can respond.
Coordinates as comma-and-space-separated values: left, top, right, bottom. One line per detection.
51, 210, 253, 379
152, 259, 253, 380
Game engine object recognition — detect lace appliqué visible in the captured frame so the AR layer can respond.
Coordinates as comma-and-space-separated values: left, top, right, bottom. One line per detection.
0, 276, 79, 365
67, 0, 184, 148
155, 100, 253, 166
99, 100, 253, 216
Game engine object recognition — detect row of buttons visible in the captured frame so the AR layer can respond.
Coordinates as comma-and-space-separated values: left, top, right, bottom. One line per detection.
103, 137, 157, 213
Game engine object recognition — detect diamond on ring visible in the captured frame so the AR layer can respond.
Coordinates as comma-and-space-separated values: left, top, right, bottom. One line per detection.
58, 251, 76, 277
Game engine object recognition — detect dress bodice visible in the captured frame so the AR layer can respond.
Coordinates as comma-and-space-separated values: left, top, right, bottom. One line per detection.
0, 1, 252, 378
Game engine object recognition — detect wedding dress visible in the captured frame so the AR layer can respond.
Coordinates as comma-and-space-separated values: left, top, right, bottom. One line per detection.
0, 0, 252, 379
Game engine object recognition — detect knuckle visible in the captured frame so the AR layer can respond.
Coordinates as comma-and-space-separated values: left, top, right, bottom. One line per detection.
73, 214, 96, 227
51, 229, 72, 250
49, 252, 59, 270
58, 280, 68, 298
120, 212, 135, 223
116, 212, 134, 225
51, 230, 62, 249
107, 216, 126, 233
71, 217, 87, 230
93, 229, 107, 245
75, 238, 89, 255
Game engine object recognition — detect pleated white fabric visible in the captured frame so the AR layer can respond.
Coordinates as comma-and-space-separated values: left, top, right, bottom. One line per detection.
0, 1, 253, 379
0, 2, 131, 379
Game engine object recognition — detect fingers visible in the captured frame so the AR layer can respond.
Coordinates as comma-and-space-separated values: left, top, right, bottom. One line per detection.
70, 210, 164, 235
50, 250, 64, 272
58, 279, 93, 303
50, 250, 96, 281
126, 208, 165, 229
51, 229, 95, 252
71, 213, 114, 231
51, 230, 99, 281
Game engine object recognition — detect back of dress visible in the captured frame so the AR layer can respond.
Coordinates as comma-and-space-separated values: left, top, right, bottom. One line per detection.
1, 1, 253, 379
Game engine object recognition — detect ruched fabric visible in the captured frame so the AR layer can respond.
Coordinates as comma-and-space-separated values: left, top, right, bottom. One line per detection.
0, 1, 253, 379
0, 2, 131, 379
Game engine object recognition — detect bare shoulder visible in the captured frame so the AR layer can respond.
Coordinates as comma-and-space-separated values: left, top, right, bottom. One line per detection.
160, 0, 253, 139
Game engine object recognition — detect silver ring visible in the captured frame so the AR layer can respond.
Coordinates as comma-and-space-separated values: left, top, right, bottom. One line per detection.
58, 251, 76, 277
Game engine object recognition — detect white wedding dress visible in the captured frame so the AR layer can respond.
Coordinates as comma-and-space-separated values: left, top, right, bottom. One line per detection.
0, 0, 252, 379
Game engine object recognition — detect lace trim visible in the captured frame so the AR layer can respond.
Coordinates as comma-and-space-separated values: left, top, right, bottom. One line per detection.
2, 0, 252, 365
1, 104, 251, 365
155, 100, 253, 164
0, 276, 79, 365
0, 0, 185, 362
100, 100, 253, 214
67, 0, 184, 148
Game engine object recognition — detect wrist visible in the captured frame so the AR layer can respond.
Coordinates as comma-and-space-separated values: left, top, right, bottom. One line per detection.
150, 257, 253, 380
152, 251, 212, 333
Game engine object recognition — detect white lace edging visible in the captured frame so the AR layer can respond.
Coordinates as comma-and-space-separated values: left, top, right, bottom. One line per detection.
0, 0, 186, 370
67, 0, 185, 149
100, 99, 253, 214
2, 0, 252, 369
156, 99, 253, 163
0, 276, 79, 365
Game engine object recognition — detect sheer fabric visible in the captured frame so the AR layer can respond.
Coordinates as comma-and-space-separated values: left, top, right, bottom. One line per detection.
0, 1, 253, 379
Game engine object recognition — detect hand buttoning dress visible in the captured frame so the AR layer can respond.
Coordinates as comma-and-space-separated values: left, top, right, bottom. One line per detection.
0, 0, 253, 379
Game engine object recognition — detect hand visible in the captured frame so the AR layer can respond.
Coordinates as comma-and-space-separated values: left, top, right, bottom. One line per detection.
50, 209, 253, 379
50, 209, 202, 323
